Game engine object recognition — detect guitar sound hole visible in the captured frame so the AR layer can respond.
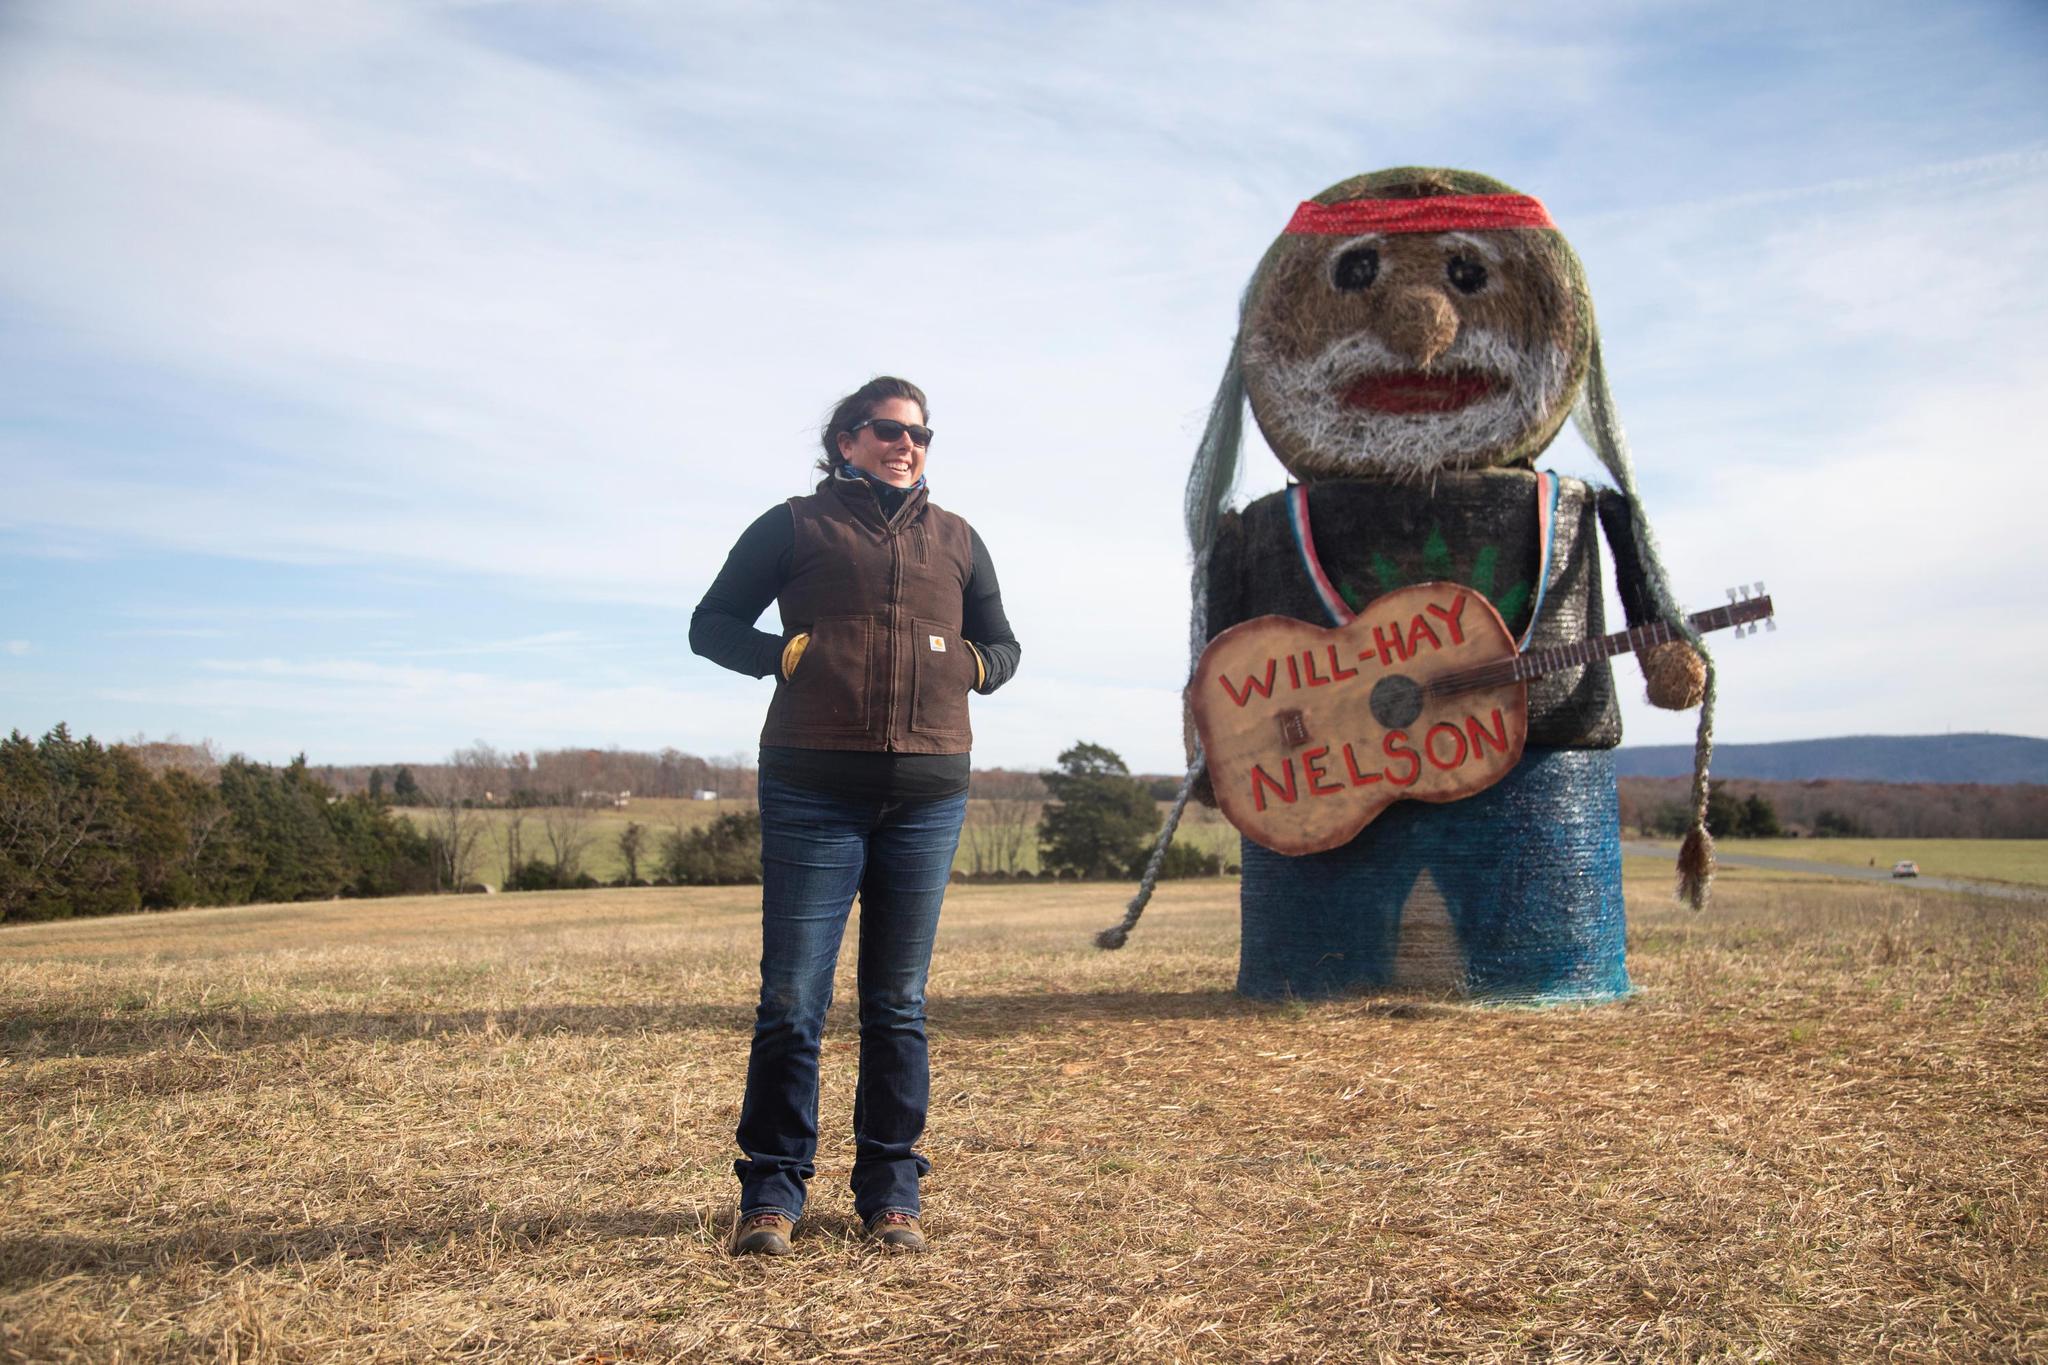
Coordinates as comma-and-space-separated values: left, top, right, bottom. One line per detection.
1369, 675, 1423, 731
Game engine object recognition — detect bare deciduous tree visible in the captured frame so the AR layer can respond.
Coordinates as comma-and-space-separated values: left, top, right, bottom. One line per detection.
122, 734, 223, 781
279, 745, 739, 801
704, 750, 751, 806
962, 798, 1038, 875
541, 800, 596, 883
497, 805, 529, 886
423, 741, 495, 890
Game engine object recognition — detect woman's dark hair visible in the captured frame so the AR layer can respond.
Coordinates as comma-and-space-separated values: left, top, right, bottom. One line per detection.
816, 376, 928, 483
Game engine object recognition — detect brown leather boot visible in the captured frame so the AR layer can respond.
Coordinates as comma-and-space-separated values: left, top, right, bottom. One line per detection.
731, 1211, 794, 1256
866, 1211, 926, 1253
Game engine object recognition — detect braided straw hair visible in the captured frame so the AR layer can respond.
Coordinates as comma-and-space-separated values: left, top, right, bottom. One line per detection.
1099, 169, 1715, 951
1573, 338, 1718, 907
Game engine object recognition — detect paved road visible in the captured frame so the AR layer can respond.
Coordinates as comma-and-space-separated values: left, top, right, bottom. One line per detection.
1620, 841, 2048, 904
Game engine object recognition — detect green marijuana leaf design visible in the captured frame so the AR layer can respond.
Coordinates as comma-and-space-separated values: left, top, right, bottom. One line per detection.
1344, 529, 1531, 627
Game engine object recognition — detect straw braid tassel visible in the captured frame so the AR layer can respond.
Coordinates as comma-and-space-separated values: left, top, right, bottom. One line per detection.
1574, 334, 1716, 908
1675, 662, 1718, 909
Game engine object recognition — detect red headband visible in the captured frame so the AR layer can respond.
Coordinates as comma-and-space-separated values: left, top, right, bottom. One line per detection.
1284, 193, 1555, 236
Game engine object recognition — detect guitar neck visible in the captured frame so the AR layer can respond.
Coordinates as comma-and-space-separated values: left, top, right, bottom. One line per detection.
1430, 597, 1772, 697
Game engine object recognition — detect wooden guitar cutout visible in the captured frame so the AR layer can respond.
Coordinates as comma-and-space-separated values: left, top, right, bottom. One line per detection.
1190, 580, 1776, 855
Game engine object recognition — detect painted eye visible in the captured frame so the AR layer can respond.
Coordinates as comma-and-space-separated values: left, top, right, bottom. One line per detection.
1332, 246, 1379, 292
1447, 255, 1488, 295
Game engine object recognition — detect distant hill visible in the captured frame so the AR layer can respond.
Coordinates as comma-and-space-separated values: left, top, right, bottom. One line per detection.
1613, 733, 2048, 784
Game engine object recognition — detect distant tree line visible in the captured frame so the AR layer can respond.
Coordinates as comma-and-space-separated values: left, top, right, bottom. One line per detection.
43, 721, 2028, 922
309, 746, 757, 805
502, 745, 1230, 892
1620, 777, 2047, 839
0, 725, 438, 923
429, 740, 1240, 889
1637, 783, 1784, 839
313, 753, 1080, 809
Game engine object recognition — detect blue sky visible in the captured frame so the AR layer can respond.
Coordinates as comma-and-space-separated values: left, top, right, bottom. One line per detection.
4, 0, 2046, 771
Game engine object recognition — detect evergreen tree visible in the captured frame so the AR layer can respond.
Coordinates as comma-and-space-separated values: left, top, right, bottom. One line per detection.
392, 766, 421, 804
324, 793, 436, 897
1740, 793, 1783, 838
1705, 782, 1747, 838
1037, 741, 1157, 880
1813, 808, 1868, 838
0, 727, 644, 918
216, 757, 347, 902
0, 726, 136, 921
657, 811, 762, 885
113, 744, 196, 910
1155, 841, 1222, 879
157, 768, 253, 905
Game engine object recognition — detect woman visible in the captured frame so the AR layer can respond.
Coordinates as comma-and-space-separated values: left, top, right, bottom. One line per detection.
689, 376, 1020, 1256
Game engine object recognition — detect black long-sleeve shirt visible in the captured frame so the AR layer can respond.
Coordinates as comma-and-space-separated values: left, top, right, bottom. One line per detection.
690, 496, 1021, 801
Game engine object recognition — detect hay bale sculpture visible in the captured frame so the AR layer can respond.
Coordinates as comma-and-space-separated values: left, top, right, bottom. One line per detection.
1102, 167, 1773, 1003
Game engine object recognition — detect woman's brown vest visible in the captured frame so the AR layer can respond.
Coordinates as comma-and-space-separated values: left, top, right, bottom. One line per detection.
760, 477, 980, 754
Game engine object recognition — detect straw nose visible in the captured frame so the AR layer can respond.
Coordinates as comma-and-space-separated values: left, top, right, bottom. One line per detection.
1383, 287, 1458, 369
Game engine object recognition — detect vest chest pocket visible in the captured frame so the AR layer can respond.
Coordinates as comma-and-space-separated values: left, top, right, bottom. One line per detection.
909, 616, 972, 737
787, 613, 875, 732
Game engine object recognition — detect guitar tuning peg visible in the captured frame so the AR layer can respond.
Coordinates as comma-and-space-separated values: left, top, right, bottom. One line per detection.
1753, 580, 1766, 597
1765, 617, 1777, 632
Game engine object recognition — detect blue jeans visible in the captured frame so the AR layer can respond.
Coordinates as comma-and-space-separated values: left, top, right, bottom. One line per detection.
734, 771, 968, 1224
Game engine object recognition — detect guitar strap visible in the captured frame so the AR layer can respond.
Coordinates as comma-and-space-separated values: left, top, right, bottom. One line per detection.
1519, 470, 1560, 651
1288, 471, 1562, 645
1287, 483, 1355, 625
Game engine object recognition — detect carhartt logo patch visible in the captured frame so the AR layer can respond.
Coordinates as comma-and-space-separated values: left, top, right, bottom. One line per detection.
928, 635, 946, 652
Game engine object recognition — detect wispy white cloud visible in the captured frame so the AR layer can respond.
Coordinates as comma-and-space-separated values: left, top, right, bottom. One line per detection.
382, 630, 589, 659
6, 0, 2047, 765
0, 1, 1622, 590
100, 653, 769, 762
120, 605, 410, 623
1593, 348, 2048, 748
106, 628, 234, 641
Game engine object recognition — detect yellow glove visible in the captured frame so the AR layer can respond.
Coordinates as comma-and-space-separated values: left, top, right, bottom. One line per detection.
780, 632, 810, 680
966, 640, 987, 691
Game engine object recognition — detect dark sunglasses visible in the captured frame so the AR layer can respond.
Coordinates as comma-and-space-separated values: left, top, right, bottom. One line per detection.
850, 417, 933, 448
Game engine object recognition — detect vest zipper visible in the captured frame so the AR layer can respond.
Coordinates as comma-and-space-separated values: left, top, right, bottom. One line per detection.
884, 513, 905, 750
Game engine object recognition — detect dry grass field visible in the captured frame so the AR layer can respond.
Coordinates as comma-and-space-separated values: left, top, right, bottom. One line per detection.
3, 868, 2044, 1362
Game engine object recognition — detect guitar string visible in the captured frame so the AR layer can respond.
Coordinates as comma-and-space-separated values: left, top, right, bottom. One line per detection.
1421, 601, 1764, 700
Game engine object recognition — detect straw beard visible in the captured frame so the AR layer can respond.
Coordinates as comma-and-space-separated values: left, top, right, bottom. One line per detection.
1248, 326, 1571, 481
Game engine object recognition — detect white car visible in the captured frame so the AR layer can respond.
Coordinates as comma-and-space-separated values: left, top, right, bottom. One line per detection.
1891, 860, 1920, 878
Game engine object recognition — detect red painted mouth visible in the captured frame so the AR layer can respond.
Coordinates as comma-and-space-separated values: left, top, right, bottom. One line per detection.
1340, 371, 1499, 414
